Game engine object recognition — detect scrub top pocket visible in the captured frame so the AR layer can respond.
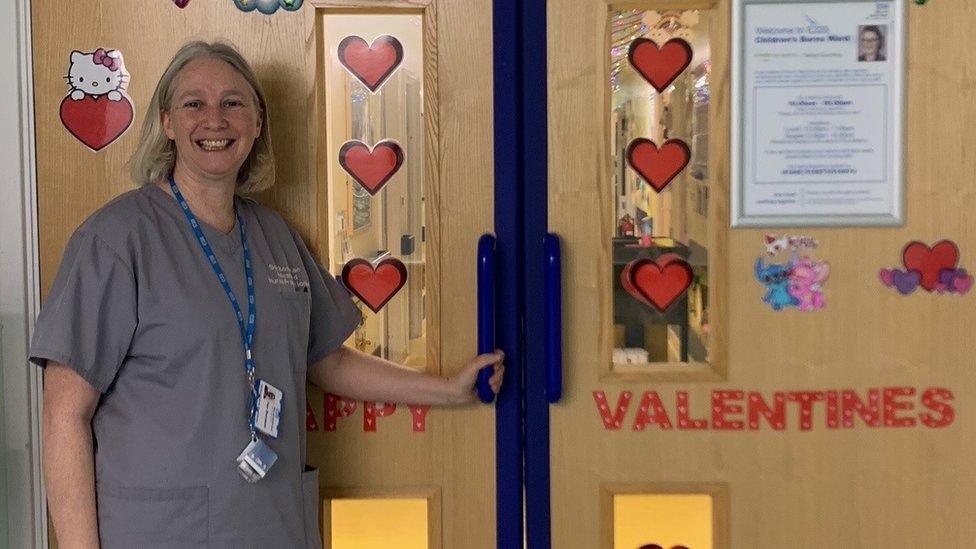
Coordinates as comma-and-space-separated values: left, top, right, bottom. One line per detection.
273, 289, 312, 372
96, 484, 209, 549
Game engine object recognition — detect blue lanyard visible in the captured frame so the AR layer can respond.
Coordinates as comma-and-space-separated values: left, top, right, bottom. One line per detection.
168, 175, 258, 433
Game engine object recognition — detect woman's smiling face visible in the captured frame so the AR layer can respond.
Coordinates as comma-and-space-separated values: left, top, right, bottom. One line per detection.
162, 57, 262, 184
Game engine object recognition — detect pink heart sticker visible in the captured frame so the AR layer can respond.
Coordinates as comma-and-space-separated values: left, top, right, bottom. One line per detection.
878, 268, 894, 287
952, 274, 973, 295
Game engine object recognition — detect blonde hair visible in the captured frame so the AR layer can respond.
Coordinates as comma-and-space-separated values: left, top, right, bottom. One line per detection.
128, 41, 275, 193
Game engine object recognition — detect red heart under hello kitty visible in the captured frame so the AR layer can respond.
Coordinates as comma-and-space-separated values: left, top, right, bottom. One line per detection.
338, 140, 404, 195
626, 138, 691, 192
341, 257, 408, 313
60, 94, 133, 152
337, 35, 404, 92
172, 0, 191, 7
902, 240, 959, 292
628, 37, 693, 93
622, 254, 693, 312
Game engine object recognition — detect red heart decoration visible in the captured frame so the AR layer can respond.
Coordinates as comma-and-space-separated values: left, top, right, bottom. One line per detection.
628, 38, 693, 93
341, 257, 408, 313
173, 0, 190, 7
626, 138, 690, 192
902, 240, 959, 292
59, 94, 134, 152
337, 35, 404, 93
623, 256, 693, 312
338, 139, 404, 195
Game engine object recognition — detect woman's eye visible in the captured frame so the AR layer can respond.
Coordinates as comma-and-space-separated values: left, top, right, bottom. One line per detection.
184, 101, 200, 108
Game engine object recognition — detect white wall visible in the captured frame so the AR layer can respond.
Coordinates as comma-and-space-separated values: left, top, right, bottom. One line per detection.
0, 0, 46, 546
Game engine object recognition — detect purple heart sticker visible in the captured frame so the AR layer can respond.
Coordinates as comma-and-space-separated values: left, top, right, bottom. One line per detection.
892, 269, 921, 295
939, 268, 960, 286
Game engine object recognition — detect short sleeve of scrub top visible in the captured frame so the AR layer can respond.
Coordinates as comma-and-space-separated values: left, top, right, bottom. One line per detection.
28, 185, 362, 549
28, 228, 137, 392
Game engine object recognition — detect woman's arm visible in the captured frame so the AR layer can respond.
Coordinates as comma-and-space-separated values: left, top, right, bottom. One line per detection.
43, 363, 101, 549
307, 345, 504, 405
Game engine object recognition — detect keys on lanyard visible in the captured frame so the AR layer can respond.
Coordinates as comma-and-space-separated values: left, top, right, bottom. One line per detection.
168, 175, 279, 482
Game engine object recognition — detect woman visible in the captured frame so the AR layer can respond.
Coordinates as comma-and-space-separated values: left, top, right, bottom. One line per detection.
31, 41, 504, 548
858, 25, 885, 62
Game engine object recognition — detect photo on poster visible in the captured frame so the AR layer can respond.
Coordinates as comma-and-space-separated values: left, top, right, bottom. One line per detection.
731, 0, 905, 227
857, 24, 887, 62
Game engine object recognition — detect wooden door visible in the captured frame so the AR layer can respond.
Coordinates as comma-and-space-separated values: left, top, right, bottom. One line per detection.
547, 1, 975, 547
31, 1, 495, 547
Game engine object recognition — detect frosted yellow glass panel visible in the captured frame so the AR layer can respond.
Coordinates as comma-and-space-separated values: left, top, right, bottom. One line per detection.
331, 498, 428, 549
614, 494, 712, 549
323, 14, 427, 371
610, 9, 712, 368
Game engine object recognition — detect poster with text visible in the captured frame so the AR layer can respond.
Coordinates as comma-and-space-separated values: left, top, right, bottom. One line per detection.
732, 0, 905, 227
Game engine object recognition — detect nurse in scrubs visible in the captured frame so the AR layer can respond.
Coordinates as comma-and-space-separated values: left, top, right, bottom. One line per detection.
31, 40, 504, 548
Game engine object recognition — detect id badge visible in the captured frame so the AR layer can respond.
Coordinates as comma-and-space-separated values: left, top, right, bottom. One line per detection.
251, 379, 283, 439
236, 438, 278, 483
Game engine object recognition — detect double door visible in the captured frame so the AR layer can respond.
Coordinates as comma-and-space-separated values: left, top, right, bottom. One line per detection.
31, 0, 976, 548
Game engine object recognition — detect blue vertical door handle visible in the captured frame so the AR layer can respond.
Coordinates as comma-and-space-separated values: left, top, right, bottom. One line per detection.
477, 234, 497, 403
544, 233, 562, 403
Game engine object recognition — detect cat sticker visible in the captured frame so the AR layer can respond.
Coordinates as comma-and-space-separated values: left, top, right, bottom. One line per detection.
59, 48, 134, 152
756, 235, 830, 312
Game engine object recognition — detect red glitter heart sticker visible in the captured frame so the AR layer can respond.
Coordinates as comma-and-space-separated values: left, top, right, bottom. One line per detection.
626, 138, 691, 192
622, 254, 693, 312
627, 38, 693, 93
341, 257, 408, 313
337, 35, 404, 93
338, 139, 404, 195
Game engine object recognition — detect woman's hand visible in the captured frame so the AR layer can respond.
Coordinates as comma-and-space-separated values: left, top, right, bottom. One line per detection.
448, 350, 505, 405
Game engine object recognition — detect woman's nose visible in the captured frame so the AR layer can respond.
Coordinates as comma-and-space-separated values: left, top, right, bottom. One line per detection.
201, 105, 228, 128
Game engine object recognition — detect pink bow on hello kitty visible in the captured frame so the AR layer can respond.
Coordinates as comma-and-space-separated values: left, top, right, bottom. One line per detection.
92, 48, 120, 72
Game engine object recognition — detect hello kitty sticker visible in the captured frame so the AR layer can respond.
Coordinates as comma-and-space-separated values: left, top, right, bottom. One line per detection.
755, 234, 830, 312
59, 48, 133, 152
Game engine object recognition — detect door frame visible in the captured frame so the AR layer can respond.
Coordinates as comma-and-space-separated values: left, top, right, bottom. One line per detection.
0, 0, 47, 547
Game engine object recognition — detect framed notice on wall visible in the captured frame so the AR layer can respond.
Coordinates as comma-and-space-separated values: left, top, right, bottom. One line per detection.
731, 0, 905, 227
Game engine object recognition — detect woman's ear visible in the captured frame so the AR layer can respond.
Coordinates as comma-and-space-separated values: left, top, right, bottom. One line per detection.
161, 110, 175, 140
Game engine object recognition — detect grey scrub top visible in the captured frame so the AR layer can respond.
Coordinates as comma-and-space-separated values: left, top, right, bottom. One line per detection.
29, 184, 361, 549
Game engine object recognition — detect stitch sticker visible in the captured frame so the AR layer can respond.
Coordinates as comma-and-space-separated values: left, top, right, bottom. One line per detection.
341, 256, 408, 312
626, 138, 691, 193
59, 48, 133, 152
627, 37, 693, 93
232, 0, 303, 14
338, 139, 404, 195
879, 240, 972, 295
755, 235, 829, 312
337, 35, 404, 93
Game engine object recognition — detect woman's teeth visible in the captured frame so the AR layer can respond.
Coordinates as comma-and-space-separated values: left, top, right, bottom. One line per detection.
197, 139, 232, 151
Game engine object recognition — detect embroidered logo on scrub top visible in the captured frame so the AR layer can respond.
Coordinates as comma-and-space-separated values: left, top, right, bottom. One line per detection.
267, 263, 308, 291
